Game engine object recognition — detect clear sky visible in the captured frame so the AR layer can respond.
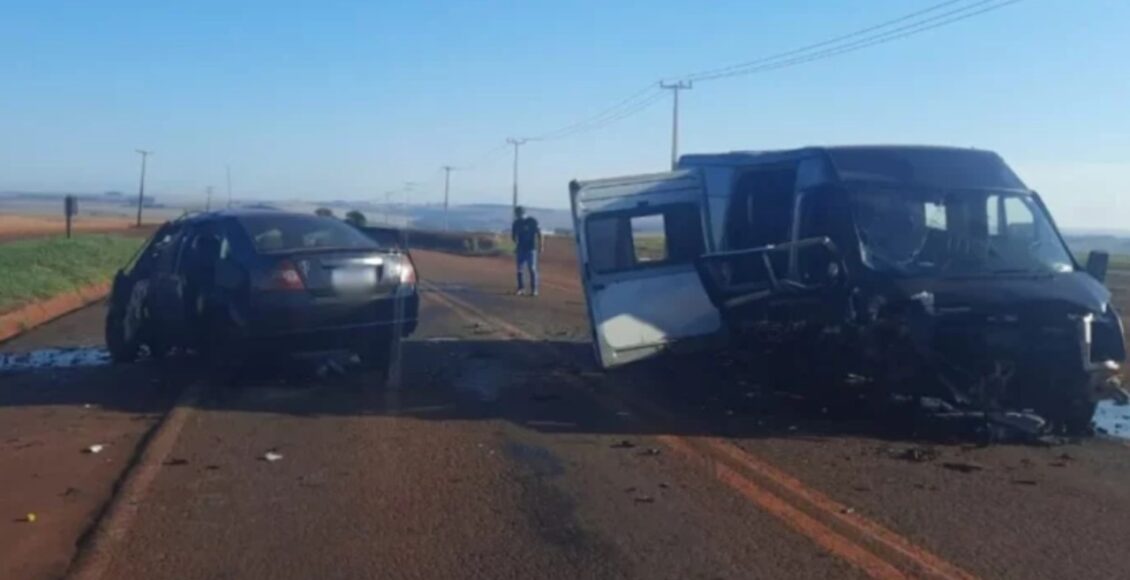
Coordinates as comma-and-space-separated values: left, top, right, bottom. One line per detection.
1, 0, 1127, 228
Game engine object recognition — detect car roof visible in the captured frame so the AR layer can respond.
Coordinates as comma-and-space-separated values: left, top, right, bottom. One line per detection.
171, 208, 326, 226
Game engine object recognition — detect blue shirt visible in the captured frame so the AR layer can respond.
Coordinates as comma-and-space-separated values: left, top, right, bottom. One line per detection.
512, 217, 540, 254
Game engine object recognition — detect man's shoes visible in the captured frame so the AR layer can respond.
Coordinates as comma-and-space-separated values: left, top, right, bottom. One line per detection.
531, 290, 539, 297
515, 289, 526, 296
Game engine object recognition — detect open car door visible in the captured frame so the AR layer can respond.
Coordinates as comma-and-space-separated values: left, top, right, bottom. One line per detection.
570, 171, 721, 369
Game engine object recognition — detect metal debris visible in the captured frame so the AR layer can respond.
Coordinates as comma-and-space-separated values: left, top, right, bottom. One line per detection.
941, 462, 984, 474
610, 440, 636, 449
262, 451, 284, 462
892, 446, 940, 463
84, 444, 105, 454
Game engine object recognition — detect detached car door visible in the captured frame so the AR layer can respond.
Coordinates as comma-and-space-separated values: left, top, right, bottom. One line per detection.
570, 171, 721, 369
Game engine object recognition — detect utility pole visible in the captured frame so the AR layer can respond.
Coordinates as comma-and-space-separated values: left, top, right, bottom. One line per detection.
441, 166, 456, 231
506, 138, 531, 210
225, 165, 233, 208
383, 191, 396, 225
205, 186, 214, 212
134, 149, 152, 226
659, 81, 692, 170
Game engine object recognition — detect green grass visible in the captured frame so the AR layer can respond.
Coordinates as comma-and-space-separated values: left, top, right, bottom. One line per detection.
633, 234, 667, 262
0, 234, 144, 313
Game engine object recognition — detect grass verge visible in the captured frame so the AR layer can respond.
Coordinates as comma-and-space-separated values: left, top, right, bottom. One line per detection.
0, 235, 143, 313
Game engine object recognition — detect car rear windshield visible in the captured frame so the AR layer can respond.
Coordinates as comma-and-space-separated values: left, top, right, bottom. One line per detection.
237, 214, 378, 253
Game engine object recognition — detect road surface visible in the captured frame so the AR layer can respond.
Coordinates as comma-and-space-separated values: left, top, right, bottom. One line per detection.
3, 248, 1130, 579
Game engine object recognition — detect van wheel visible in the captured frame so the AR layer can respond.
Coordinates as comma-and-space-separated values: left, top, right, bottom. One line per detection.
105, 308, 138, 364
1058, 397, 1097, 436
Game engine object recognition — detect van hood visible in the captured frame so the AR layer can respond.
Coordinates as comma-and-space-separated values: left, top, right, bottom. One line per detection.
890, 271, 1111, 315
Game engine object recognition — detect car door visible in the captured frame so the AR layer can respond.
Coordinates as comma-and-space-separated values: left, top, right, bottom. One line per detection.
148, 224, 191, 345
570, 170, 721, 369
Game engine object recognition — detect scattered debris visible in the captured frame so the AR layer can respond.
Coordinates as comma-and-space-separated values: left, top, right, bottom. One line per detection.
892, 446, 940, 463
84, 444, 105, 454
658, 483, 670, 489
262, 451, 284, 462
1048, 461, 1068, 468
530, 392, 561, 402
163, 458, 189, 467
82, 404, 95, 409
23, 513, 37, 523
1011, 479, 1039, 486
840, 507, 856, 515
623, 486, 637, 493
610, 440, 636, 449
615, 411, 633, 418
60, 487, 80, 498
941, 462, 984, 474
525, 420, 577, 429
1057, 452, 1075, 462
639, 448, 661, 457
852, 486, 871, 492
205, 465, 220, 471
634, 496, 655, 504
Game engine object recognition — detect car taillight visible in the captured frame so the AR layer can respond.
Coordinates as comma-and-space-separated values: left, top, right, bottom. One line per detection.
271, 260, 306, 291
400, 260, 416, 285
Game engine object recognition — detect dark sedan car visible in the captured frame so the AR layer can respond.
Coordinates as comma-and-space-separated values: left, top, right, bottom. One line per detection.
105, 210, 419, 370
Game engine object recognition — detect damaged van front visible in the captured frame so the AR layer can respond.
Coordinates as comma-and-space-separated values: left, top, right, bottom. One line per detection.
693, 146, 1125, 434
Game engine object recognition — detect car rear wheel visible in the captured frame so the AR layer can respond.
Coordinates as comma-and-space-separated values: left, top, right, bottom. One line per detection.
201, 312, 247, 376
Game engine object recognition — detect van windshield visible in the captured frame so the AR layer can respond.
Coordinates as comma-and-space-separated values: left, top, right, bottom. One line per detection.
850, 186, 1075, 276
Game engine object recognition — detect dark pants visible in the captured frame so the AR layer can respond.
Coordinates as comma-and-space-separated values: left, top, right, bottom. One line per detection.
516, 250, 538, 292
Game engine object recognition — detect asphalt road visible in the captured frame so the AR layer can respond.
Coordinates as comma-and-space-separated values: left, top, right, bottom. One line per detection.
4, 248, 1130, 579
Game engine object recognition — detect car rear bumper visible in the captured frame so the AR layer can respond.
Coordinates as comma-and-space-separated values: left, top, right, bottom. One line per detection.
240, 293, 419, 354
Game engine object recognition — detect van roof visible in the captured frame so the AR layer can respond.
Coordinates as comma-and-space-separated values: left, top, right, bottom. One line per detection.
678, 145, 997, 167
679, 145, 1027, 191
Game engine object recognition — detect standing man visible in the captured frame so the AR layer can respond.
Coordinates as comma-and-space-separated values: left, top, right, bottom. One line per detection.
512, 206, 542, 296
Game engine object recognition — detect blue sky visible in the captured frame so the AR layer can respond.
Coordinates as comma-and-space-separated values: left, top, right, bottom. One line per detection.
1, 0, 1127, 228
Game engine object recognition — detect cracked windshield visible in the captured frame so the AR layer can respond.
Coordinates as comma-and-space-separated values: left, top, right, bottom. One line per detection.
3, 1, 1129, 579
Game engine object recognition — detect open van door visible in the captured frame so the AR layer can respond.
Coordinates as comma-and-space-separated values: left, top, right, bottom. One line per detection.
569, 171, 721, 369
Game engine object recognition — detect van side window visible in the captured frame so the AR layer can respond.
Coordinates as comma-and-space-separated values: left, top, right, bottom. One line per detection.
586, 204, 703, 273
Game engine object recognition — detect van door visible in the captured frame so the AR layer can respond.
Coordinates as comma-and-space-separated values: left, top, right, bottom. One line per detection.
570, 171, 721, 369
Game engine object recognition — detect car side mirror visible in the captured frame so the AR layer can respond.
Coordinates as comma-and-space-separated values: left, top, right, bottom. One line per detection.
1086, 250, 1109, 283
214, 260, 245, 289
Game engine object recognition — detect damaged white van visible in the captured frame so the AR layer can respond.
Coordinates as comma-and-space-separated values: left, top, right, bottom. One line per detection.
569, 146, 1126, 434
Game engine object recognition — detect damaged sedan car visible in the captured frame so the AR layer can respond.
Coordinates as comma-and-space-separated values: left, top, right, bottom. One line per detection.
570, 145, 1125, 434
105, 209, 419, 372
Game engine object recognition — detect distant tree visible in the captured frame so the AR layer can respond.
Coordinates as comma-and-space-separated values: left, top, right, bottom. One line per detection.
315, 207, 335, 218
344, 210, 367, 227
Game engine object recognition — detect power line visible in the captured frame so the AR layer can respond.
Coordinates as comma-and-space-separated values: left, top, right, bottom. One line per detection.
559, 91, 667, 137
534, 84, 662, 141
671, 0, 972, 83
678, 0, 1023, 83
